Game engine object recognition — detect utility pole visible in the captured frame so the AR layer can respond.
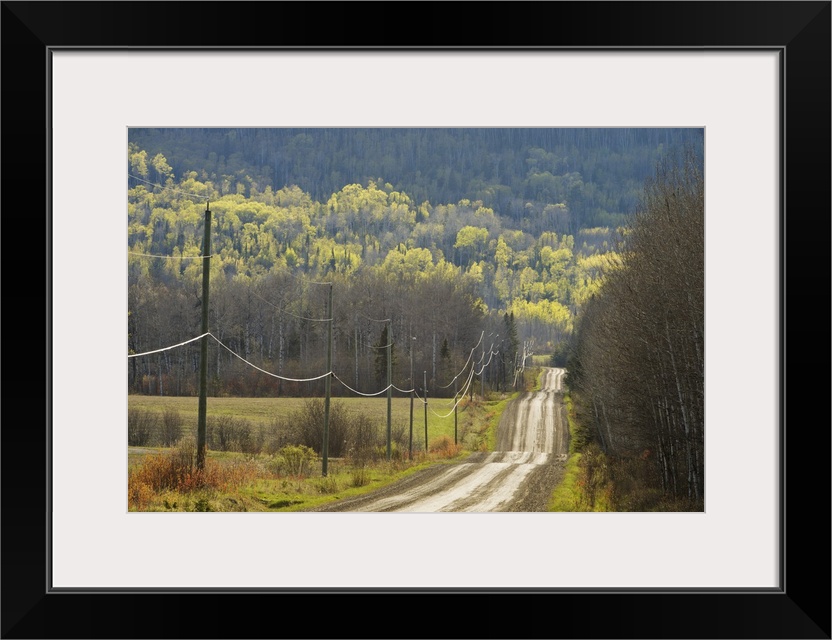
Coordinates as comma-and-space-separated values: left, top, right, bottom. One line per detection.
409, 336, 415, 460
322, 283, 333, 476
481, 338, 485, 399
196, 202, 211, 471
490, 335, 498, 397
423, 370, 428, 454
386, 321, 392, 460
454, 377, 458, 445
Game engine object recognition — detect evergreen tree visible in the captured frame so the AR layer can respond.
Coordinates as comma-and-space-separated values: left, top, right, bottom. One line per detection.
373, 326, 396, 387
503, 311, 519, 388
439, 337, 451, 382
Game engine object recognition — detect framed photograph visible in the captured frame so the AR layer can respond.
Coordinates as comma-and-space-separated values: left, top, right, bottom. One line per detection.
4, 2, 828, 638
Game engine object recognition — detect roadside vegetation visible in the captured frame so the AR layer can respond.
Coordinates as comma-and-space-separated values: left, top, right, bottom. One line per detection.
128, 384, 526, 512
548, 394, 701, 512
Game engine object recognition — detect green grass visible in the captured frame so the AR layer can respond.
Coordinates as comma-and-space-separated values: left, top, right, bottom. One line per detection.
128, 391, 518, 512
548, 453, 584, 511
129, 394, 468, 443
548, 392, 594, 512
129, 444, 462, 512
531, 367, 544, 391
485, 395, 515, 451
249, 455, 463, 512
129, 395, 416, 426
130, 392, 489, 463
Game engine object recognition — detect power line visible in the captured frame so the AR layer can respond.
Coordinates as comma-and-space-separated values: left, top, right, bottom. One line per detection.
430, 367, 477, 419
475, 348, 500, 376
276, 266, 332, 287
357, 312, 391, 323
249, 288, 331, 323
127, 322, 500, 399
429, 360, 479, 417
437, 331, 484, 389
365, 341, 394, 350
283, 310, 333, 323
128, 333, 210, 358
128, 251, 211, 260
128, 332, 331, 383
212, 335, 331, 383
128, 173, 211, 200
430, 331, 487, 398
331, 372, 395, 398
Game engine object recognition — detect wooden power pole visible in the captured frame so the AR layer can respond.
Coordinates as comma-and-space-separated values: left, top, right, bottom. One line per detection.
386, 321, 392, 460
423, 370, 428, 454
196, 202, 211, 471
322, 283, 333, 476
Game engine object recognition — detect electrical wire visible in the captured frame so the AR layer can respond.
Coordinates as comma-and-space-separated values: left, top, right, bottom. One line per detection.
128, 333, 211, 358
364, 341, 394, 350
128, 251, 211, 260
437, 331, 484, 389
331, 372, 395, 397
127, 323, 503, 401
128, 173, 211, 200
475, 349, 500, 375
429, 364, 478, 418
357, 312, 391, 323
277, 266, 332, 287
249, 288, 331, 322
282, 310, 333, 323
211, 335, 332, 382
128, 332, 331, 383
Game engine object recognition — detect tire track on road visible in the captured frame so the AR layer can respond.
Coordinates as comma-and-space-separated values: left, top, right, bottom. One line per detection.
313, 367, 568, 512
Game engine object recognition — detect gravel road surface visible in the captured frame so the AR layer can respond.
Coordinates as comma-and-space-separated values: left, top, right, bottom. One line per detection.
310, 367, 568, 512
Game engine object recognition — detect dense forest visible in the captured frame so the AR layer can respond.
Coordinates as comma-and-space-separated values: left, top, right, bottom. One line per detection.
566, 151, 704, 506
130, 127, 702, 233
127, 128, 703, 399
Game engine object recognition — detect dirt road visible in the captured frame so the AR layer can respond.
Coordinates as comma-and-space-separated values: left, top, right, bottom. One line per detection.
311, 367, 568, 512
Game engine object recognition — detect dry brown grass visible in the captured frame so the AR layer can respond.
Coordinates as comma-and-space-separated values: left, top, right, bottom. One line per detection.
128, 437, 260, 510
428, 434, 462, 459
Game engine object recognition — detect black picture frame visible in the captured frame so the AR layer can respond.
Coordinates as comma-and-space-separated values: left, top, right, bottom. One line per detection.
3, 2, 829, 638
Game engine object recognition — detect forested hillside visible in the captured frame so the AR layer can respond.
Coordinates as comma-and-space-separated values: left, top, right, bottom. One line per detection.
128, 128, 703, 398
130, 127, 702, 232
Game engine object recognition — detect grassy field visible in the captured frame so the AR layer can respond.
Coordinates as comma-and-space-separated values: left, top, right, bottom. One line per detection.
127, 390, 519, 512
129, 394, 471, 445
129, 395, 415, 427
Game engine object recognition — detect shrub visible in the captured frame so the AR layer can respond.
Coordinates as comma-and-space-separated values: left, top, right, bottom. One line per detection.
127, 436, 260, 509
429, 435, 461, 459
160, 408, 183, 447
129, 436, 196, 493
263, 417, 288, 456
348, 414, 382, 465
128, 408, 159, 446
269, 444, 317, 478
314, 475, 340, 494
575, 443, 613, 510
207, 416, 258, 454
350, 466, 370, 487
128, 480, 154, 510
290, 399, 352, 457
391, 421, 408, 450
